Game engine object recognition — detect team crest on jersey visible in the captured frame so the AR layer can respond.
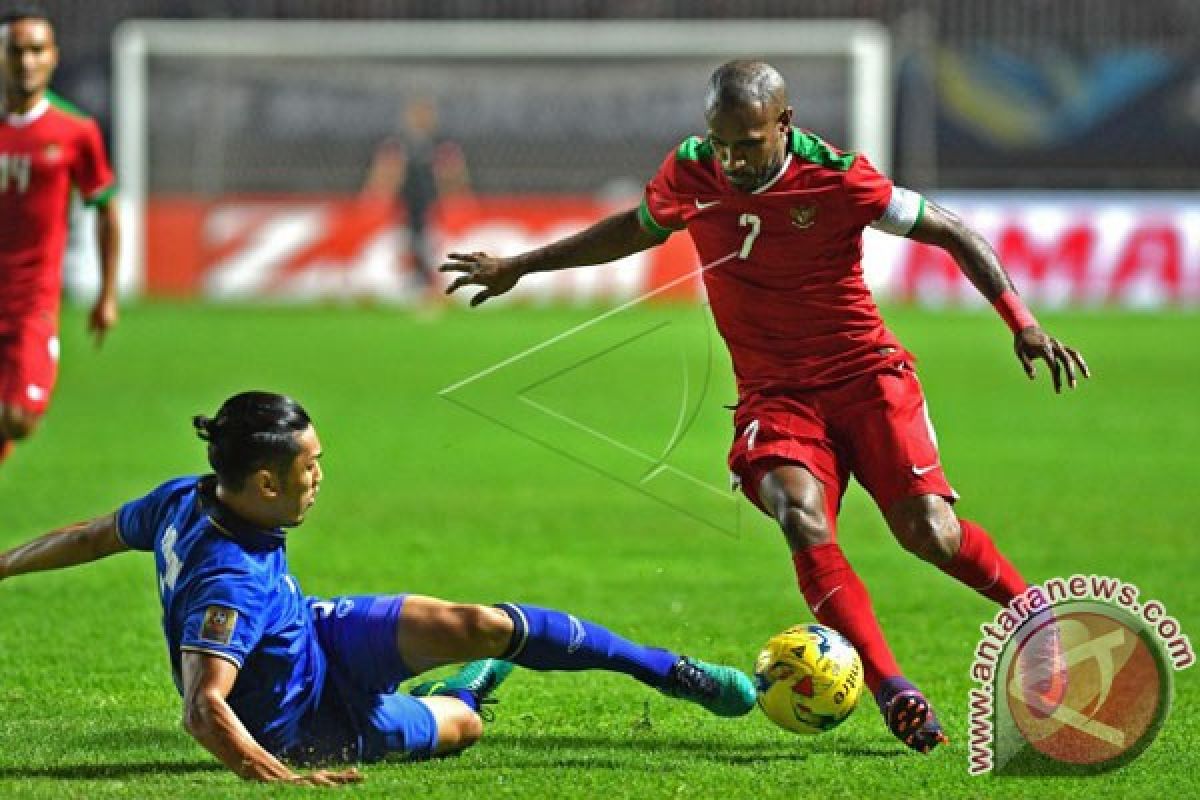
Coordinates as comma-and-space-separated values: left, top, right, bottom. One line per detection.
199, 606, 239, 645
42, 142, 62, 162
789, 205, 818, 229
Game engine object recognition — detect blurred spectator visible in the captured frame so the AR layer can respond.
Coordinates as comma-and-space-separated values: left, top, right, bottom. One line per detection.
362, 96, 469, 305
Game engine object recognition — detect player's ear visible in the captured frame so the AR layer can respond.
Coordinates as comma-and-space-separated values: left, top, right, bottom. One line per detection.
254, 468, 280, 499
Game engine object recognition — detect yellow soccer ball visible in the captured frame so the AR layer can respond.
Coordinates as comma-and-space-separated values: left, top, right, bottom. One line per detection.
754, 624, 864, 734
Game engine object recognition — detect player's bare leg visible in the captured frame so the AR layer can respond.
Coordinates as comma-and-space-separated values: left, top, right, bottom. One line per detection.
882, 495, 961, 566
395, 596, 515, 674
416, 695, 486, 756
759, 464, 947, 753
885, 494, 1067, 713
397, 595, 755, 717
0, 405, 40, 466
0, 406, 39, 441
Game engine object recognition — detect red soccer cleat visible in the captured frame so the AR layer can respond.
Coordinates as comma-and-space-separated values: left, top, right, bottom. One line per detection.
1017, 615, 1069, 718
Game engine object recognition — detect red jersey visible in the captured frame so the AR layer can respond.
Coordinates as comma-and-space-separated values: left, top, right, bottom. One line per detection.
0, 92, 115, 329
641, 128, 910, 394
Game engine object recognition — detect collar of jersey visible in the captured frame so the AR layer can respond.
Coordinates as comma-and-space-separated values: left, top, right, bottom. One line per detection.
3, 97, 50, 127
741, 131, 795, 195
197, 475, 288, 551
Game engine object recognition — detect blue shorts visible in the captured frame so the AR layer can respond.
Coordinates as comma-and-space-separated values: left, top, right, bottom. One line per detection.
309, 594, 440, 762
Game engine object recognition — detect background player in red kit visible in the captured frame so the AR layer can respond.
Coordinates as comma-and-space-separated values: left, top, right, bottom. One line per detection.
442, 60, 1088, 753
0, 6, 120, 465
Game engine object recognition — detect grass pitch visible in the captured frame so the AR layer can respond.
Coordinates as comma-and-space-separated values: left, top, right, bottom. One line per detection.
0, 301, 1196, 798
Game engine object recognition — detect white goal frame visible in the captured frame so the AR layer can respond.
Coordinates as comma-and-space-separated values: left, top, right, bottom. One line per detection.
113, 19, 892, 290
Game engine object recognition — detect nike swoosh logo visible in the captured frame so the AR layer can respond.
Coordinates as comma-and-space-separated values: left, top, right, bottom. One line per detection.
911, 463, 940, 476
694, 199, 721, 210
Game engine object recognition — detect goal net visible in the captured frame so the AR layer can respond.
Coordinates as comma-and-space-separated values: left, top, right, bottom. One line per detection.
114, 19, 891, 299
113, 19, 891, 533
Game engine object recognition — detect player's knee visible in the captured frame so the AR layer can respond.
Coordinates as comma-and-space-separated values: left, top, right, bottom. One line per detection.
435, 704, 485, 753
776, 500, 833, 551
0, 408, 37, 440
892, 508, 959, 565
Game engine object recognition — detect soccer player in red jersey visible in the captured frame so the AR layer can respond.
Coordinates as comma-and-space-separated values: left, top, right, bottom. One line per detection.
442, 61, 1087, 753
0, 6, 120, 465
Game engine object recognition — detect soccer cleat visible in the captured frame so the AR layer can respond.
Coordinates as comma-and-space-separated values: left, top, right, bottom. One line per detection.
661, 656, 757, 717
876, 678, 949, 754
410, 658, 514, 713
1016, 616, 1068, 717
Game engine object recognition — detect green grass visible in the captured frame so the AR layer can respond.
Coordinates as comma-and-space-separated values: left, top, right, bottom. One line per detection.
0, 302, 1196, 798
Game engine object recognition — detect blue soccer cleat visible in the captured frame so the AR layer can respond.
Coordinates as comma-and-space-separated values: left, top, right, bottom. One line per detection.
661, 656, 757, 717
410, 658, 514, 709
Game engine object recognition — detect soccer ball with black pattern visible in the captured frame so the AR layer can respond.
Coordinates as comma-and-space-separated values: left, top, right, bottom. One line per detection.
754, 624, 864, 735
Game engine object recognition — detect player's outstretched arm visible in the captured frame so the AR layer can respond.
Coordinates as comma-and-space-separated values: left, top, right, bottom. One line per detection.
906, 200, 1090, 393
441, 207, 662, 307
180, 651, 363, 786
0, 513, 127, 583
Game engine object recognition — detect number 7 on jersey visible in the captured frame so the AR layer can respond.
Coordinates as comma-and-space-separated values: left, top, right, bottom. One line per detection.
738, 213, 761, 259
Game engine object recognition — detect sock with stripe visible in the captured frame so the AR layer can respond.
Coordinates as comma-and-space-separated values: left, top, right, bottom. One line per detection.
792, 542, 902, 695
939, 518, 1027, 605
494, 603, 678, 688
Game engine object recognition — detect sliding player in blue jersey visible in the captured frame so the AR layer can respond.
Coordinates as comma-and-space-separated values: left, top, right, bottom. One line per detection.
0, 391, 756, 786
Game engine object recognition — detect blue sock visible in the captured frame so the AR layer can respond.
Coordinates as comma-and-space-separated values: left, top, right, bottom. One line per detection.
494, 603, 678, 688
443, 689, 480, 712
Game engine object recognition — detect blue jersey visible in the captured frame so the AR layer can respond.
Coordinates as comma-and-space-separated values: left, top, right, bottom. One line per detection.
116, 476, 328, 755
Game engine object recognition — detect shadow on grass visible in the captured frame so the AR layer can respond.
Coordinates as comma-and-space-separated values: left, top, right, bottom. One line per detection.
451, 733, 903, 767
0, 760, 225, 780
0, 724, 222, 781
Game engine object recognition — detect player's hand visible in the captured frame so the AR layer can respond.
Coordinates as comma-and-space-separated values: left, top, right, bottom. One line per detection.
440, 252, 523, 307
1014, 327, 1090, 393
286, 767, 364, 787
87, 295, 119, 348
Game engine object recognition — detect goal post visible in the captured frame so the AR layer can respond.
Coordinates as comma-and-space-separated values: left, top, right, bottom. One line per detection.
113, 19, 892, 295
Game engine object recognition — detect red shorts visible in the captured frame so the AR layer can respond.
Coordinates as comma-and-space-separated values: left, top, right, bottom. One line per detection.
728, 362, 957, 536
0, 314, 60, 416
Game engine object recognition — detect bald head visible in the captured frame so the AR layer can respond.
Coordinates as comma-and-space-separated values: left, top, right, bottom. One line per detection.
705, 60, 788, 119
702, 60, 793, 192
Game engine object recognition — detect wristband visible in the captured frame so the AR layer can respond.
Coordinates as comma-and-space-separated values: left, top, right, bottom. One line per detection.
992, 289, 1038, 334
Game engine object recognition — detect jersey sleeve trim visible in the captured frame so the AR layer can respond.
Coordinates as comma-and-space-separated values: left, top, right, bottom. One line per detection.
870, 187, 925, 236
675, 135, 714, 163
113, 512, 132, 549
790, 128, 856, 172
84, 184, 116, 208
179, 644, 244, 670
45, 90, 91, 120
637, 197, 675, 240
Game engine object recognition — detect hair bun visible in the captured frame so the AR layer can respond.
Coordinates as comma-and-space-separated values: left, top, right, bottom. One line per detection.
192, 414, 213, 441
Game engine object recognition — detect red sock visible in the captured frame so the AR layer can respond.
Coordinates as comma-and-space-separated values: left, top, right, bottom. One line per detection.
0, 437, 11, 466
940, 519, 1027, 605
792, 542, 901, 695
